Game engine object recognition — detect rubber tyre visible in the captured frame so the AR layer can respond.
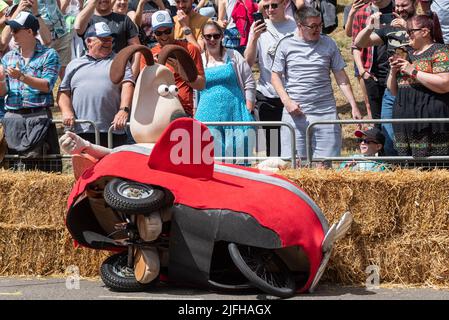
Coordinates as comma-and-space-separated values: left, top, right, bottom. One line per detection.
100, 253, 157, 292
104, 178, 165, 214
228, 243, 296, 298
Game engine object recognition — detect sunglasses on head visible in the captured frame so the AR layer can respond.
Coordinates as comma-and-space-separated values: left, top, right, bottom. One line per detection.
263, 3, 279, 10
203, 33, 221, 40
154, 29, 172, 36
357, 138, 379, 144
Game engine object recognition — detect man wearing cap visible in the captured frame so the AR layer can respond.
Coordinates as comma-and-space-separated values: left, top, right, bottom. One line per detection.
75, 0, 140, 53
141, 10, 205, 116
57, 22, 135, 148
0, 11, 62, 171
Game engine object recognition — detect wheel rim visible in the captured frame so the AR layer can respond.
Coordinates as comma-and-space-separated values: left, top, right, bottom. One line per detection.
117, 182, 154, 200
239, 246, 291, 289
112, 256, 135, 278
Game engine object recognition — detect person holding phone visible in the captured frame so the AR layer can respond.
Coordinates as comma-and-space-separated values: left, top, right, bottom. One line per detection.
354, 0, 444, 157
387, 14, 449, 158
244, 0, 297, 157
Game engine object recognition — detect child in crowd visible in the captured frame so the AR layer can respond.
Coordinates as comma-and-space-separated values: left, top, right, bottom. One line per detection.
339, 127, 389, 172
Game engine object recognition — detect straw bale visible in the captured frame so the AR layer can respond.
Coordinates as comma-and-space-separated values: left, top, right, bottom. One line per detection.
1, 168, 449, 286
0, 170, 74, 226
0, 223, 108, 277
323, 233, 449, 287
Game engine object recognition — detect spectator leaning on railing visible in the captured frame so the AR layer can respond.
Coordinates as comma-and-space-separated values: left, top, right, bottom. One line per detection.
387, 14, 449, 157
58, 22, 135, 149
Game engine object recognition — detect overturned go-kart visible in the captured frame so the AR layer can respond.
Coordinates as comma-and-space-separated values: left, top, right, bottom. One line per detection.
63, 44, 352, 298
66, 118, 352, 298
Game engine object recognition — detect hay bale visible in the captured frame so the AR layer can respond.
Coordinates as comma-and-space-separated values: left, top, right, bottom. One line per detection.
0, 223, 108, 277
324, 233, 449, 286
0, 170, 74, 226
1, 168, 449, 286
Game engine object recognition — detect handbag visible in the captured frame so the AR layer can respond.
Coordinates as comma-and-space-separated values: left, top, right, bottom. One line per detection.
222, 27, 241, 49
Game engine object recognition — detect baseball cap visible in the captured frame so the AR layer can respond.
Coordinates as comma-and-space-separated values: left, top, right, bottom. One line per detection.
5, 11, 39, 33
151, 10, 174, 32
85, 22, 112, 38
354, 127, 386, 145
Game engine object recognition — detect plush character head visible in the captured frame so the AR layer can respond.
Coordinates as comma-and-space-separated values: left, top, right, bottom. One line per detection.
110, 45, 198, 145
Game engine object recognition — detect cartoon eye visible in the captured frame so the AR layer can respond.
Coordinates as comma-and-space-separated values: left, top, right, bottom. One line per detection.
158, 84, 170, 96
169, 85, 179, 96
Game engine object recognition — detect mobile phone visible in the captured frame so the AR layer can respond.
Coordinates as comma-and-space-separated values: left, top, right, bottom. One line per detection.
394, 47, 409, 61
252, 12, 265, 24
379, 13, 395, 25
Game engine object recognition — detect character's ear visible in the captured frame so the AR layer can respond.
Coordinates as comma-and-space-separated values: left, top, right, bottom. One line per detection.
110, 45, 154, 84
157, 44, 198, 83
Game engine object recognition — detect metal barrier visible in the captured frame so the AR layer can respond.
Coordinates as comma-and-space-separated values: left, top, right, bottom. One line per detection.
305, 118, 449, 166
108, 121, 298, 168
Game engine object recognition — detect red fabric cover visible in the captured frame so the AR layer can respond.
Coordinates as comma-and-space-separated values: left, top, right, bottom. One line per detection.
66, 119, 326, 292
148, 119, 214, 180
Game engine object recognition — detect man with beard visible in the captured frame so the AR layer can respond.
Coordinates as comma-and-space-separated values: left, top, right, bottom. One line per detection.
173, 0, 209, 46
354, 0, 443, 156
75, 0, 140, 53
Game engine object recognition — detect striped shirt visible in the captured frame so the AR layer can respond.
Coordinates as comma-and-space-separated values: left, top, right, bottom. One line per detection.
1, 42, 60, 110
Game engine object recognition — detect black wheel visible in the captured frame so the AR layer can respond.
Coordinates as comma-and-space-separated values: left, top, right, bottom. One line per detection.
228, 243, 296, 298
104, 178, 165, 214
100, 253, 157, 292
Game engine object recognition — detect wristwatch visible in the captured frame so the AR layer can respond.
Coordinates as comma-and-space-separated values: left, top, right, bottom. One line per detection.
120, 106, 130, 113
183, 27, 192, 36
411, 69, 418, 79
18, 73, 26, 82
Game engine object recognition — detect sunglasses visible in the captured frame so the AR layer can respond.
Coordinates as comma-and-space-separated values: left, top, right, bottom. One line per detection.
203, 33, 221, 40
154, 29, 172, 36
263, 3, 279, 10
357, 138, 379, 144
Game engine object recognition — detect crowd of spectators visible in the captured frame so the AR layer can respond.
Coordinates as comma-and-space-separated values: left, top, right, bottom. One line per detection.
0, 0, 448, 172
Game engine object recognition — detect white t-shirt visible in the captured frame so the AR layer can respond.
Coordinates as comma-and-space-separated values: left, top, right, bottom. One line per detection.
252, 17, 297, 98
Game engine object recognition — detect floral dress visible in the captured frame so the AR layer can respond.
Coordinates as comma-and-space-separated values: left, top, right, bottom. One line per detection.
393, 43, 449, 156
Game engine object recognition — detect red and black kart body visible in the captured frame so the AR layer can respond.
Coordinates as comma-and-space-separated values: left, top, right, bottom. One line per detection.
65, 118, 331, 295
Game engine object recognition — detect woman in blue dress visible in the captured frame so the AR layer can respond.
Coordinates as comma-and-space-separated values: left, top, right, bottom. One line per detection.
195, 21, 256, 164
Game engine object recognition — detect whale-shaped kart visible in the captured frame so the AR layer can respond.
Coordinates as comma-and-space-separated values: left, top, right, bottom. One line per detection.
65, 117, 351, 298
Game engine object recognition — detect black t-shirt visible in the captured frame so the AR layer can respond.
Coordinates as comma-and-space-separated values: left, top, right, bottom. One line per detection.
82, 13, 139, 53
370, 2, 394, 84
375, 25, 410, 58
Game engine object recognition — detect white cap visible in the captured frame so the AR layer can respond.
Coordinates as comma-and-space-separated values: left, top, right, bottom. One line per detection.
85, 22, 112, 38
151, 10, 174, 32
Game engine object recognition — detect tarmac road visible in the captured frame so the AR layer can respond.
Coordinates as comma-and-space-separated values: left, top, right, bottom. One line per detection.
1, 276, 449, 300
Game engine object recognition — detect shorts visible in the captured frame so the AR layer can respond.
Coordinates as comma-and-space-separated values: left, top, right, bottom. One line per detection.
51, 31, 73, 67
